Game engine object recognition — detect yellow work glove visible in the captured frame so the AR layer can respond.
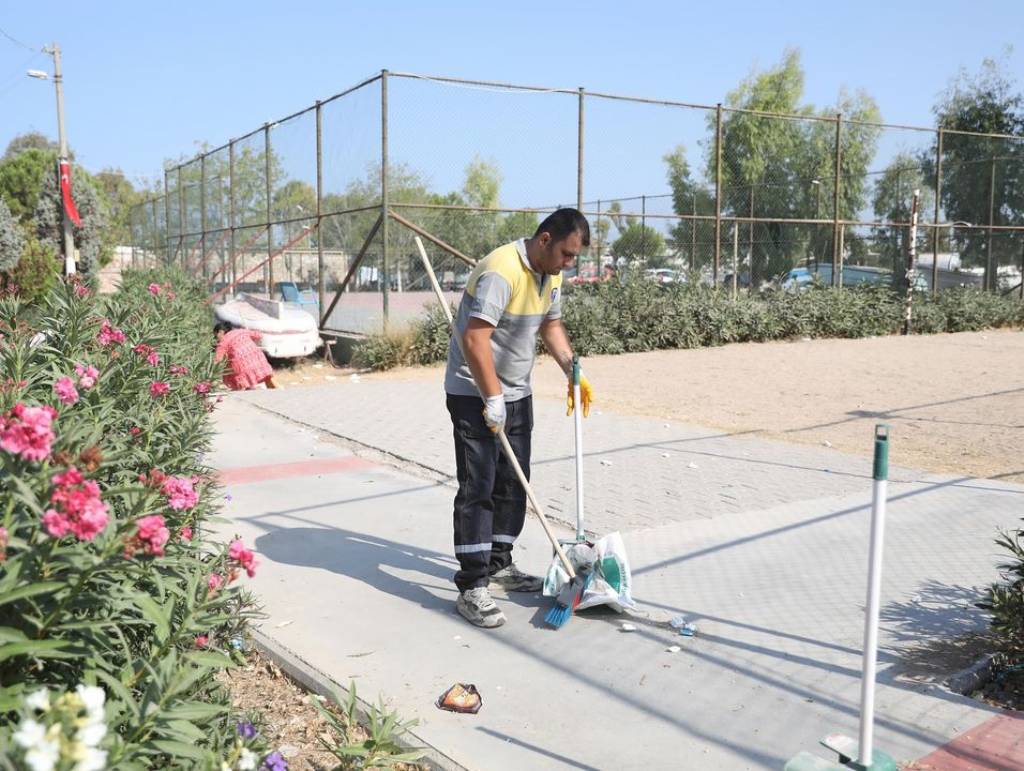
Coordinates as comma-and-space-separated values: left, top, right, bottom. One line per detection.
566, 373, 593, 418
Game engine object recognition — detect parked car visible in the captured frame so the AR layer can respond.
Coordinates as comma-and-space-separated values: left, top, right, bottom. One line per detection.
644, 268, 682, 285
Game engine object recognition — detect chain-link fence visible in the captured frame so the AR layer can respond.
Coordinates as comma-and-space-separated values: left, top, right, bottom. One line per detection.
128, 70, 1024, 335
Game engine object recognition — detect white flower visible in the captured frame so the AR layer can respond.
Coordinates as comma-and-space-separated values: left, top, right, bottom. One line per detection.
76, 721, 107, 748
24, 744, 59, 771
72, 746, 107, 771
237, 748, 257, 770
25, 689, 51, 713
13, 718, 46, 748
74, 685, 105, 721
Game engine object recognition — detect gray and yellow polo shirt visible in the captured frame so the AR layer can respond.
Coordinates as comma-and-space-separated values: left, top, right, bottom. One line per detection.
444, 238, 563, 401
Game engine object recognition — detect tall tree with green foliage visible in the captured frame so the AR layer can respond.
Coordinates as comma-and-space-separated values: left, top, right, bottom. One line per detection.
871, 152, 935, 276
0, 197, 24, 272
34, 165, 110, 274
612, 222, 666, 264
3, 132, 62, 161
925, 54, 1024, 281
664, 145, 714, 269
0, 148, 58, 221
705, 49, 880, 284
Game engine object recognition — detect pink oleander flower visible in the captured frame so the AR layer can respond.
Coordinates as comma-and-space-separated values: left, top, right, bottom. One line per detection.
207, 573, 224, 593
169, 364, 189, 375
179, 526, 193, 541
195, 634, 209, 648
147, 351, 160, 367
0, 403, 57, 462
53, 377, 79, 405
74, 363, 99, 389
42, 466, 108, 541
162, 476, 198, 510
148, 283, 161, 296
149, 381, 169, 398
132, 343, 152, 356
194, 381, 211, 395
97, 320, 126, 347
0, 525, 7, 561
74, 284, 90, 298
130, 426, 142, 437
138, 468, 167, 488
228, 539, 258, 578
135, 514, 170, 556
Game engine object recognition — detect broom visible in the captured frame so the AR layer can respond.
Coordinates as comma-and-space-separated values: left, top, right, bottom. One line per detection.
413, 237, 587, 628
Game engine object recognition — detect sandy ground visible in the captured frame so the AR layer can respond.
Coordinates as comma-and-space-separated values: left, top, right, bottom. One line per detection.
273, 329, 1024, 484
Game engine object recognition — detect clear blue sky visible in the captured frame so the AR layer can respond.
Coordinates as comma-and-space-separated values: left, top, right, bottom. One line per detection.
1, 0, 1021, 210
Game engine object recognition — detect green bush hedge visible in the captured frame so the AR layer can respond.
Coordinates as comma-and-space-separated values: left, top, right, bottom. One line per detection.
354, 282, 1024, 370
0, 269, 282, 769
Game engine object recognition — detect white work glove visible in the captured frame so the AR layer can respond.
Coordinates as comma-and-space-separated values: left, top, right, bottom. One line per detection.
482, 394, 506, 433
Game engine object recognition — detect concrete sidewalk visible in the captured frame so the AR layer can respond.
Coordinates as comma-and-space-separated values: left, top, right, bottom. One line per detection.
208, 386, 1024, 770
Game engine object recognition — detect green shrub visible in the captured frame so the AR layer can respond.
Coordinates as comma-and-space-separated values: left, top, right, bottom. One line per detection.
0, 268, 283, 768
3, 233, 59, 304
352, 331, 412, 371
979, 525, 1024, 656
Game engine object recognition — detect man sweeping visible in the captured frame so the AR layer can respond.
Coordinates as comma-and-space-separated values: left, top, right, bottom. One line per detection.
444, 208, 594, 628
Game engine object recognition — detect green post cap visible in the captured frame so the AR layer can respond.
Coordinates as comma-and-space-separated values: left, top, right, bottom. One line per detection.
873, 424, 890, 481
572, 355, 580, 386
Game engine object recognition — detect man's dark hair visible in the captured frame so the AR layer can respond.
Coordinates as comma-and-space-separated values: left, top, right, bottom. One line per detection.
535, 208, 591, 247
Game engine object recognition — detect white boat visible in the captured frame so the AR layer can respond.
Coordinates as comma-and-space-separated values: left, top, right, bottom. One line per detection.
214, 293, 322, 359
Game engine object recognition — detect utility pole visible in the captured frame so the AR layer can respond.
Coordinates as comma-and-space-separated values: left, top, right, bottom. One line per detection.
29, 44, 75, 275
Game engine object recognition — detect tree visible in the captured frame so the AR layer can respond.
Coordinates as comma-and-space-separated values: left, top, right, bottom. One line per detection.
612, 223, 666, 263
3, 132, 62, 161
0, 197, 24, 272
495, 211, 538, 245
706, 49, 880, 283
925, 55, 1024, 281
34, 164, 110, 274
664, 145, 714, 269
871, 153, 935, 275
94, 168, 144, 246
0, 148, 57, 221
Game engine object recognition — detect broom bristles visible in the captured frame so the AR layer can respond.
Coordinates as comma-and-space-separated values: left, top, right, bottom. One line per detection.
544, 573, 590, 629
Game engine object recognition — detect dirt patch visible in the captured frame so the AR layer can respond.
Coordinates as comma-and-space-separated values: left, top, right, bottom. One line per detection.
978, 663, 1024, 711
333, 329, 1024, 483
217, 648, 421, 770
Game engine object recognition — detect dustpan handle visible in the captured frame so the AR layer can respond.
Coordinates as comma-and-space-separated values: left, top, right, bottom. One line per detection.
414, 236, 576, 578
572, 357, 584, 541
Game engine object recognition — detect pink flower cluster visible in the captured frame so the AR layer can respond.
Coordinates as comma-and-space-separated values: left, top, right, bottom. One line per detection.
228, 539, 258, 578
149, 381, 169, 398
161, 475, 198, 510
97, 320, 126, 347
179, 525, 193, 541
41, 466, 109, 541
0, 525, 7, 562
53, 377, 79, 405
75, 363, 99, 389
207, 573, 224, 595
124, 514, 170, 558
193, 382, 211, 395
169, 365, 189, 376
133, 343, 160, 367
148, 283, 162, 296
1, 404, 56, 462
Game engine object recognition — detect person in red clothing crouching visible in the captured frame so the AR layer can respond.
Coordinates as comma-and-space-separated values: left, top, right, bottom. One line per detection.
214, 322, 277, 390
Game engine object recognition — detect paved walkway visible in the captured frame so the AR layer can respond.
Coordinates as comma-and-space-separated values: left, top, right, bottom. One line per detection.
206, 381, 1024, 770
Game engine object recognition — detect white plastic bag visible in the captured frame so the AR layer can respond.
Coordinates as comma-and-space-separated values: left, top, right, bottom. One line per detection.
543, 532, 635, 612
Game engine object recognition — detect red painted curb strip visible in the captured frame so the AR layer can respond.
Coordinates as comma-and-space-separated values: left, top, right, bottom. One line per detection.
217, 456, 375, 486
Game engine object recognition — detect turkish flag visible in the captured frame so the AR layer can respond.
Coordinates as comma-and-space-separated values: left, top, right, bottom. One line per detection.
59, 160, 82, 227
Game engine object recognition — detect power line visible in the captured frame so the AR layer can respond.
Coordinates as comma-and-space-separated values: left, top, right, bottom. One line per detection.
0, 25, 38, 52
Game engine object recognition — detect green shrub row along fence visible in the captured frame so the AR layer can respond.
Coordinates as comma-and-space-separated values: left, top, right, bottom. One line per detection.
128, 69, 1024, 337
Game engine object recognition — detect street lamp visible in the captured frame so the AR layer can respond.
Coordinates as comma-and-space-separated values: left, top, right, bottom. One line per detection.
26, 44, 75, 276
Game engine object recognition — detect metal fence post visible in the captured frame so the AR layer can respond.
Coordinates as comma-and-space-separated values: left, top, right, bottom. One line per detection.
381, 69, 390, 331
177, 166, 185, 269
315, 100, 325, 318
986, 153, 996, 292
200, 153, 207, 281
932, 129, 943, 294
641, 194, 646, 262
832, 112, 843, 288
264, 123, 273, 295
150, 197, 158, 270
229, 139, 237, 290
577, 86, 584, 213
714, 103, 722, 286
163, 168, 170, 265
690, 193, 697, 273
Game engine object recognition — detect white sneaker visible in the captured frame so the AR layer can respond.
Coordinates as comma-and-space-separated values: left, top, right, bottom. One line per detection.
456, 587, 506, 628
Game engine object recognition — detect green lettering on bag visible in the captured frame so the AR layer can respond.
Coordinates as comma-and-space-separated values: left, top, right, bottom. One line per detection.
600, 557, 622, 592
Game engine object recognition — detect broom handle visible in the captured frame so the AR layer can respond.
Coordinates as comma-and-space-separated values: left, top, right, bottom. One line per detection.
414, 237, 576, 578
573, 358, 584, 542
